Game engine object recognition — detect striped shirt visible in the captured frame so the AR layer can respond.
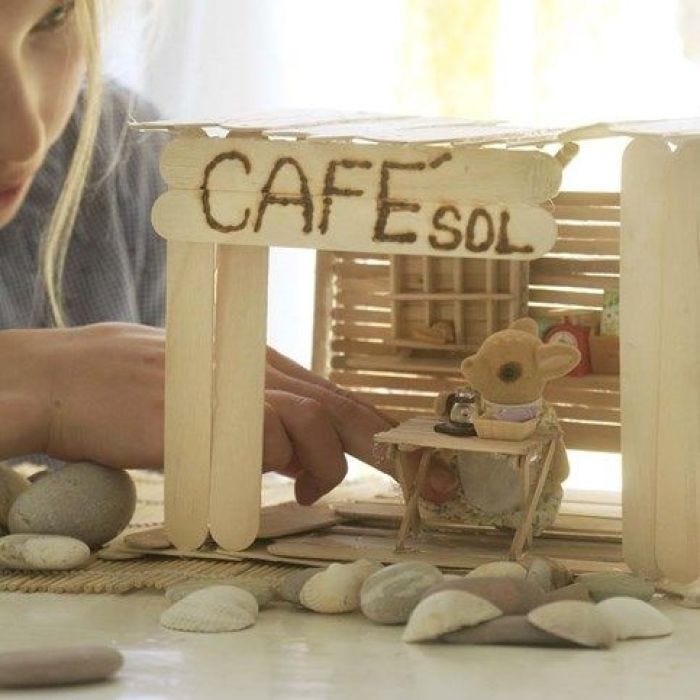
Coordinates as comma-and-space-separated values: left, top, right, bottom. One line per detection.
0, 83, 167, 329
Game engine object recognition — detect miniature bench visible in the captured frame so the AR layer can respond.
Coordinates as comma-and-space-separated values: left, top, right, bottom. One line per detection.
374, 416, 559, 559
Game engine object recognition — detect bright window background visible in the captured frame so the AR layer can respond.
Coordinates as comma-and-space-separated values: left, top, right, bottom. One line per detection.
104, 0, 700, 495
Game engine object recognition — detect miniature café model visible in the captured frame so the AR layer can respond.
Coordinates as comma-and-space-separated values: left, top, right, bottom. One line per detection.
141, 112, 699, 588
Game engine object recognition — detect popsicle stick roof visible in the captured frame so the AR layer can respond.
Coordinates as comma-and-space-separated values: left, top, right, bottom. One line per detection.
134, 110, 700, 146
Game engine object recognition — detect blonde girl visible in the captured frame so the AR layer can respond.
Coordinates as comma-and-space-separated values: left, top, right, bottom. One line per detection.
0, 0, 456, 504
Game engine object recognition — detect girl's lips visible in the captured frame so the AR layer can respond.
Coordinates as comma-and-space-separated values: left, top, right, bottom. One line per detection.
0, 181, 27, 210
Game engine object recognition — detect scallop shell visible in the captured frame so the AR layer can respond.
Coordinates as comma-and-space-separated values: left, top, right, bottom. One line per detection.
527, 600, 615, 648
300, 559, 383, 613
466, 561, 527, 580
402, 590, 502, 643
160, 585, 258, 632
165, 578, 275, 608
596, 597, 673, 640
360, 562, 443, 624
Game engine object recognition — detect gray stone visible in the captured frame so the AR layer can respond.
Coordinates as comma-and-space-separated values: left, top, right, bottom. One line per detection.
0, 534, 90, 570
0, 465, 30, 528
577, 572, 655, 602
0, 645, 123, 688
422, 576, 545, 615
277, 568, 322, 604
442, 615, 572, 646
8, 462, 136, 548
360, 562, 443, 624
544, 582, 592, 603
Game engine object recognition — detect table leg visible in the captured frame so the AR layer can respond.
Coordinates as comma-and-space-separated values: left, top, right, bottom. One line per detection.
509, 439, 558, 560
396, 448, 434, 551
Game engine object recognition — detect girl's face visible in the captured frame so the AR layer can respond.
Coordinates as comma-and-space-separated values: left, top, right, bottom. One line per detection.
0, 0, 85, 228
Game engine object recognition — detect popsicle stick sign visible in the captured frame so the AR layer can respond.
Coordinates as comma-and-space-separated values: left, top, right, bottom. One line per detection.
150, 119, 562, 553
153, 138, 561, 259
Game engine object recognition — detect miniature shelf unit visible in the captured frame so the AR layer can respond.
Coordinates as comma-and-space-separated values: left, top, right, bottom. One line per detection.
144, 111, 699, 587
314, 190, 621, 454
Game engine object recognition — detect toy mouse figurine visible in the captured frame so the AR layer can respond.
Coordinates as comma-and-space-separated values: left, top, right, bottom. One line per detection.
428, 317, 581, 534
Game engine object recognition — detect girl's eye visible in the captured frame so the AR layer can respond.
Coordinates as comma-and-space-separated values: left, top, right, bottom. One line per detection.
31, 0, 76, 33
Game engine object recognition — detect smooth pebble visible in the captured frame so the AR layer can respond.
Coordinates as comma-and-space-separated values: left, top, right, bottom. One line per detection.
596, 597, 673, 639
300, 559, 383, 614
524, 556, 573, 592
466, 561, 527, 580
278, 568, 322, 604
403, 590, 502, 643
160, 585, 258, 632
422, 576, 545, 615
544, 582, 592, 603
0, 465, 30, 528
527, 600, 616, 648
0, 534, 90, 570
360, 562, 443, 624
442, 615, 571, 647
0, 645, 123, 688
166, 578, 275, 608
8, 462, 136, 548
578, 572, 655, 602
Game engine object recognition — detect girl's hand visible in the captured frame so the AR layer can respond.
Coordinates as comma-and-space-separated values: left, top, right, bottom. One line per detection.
0, 324, 457, 504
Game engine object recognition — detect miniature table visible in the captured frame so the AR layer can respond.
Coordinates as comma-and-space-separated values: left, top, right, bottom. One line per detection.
374, 416, 560, 559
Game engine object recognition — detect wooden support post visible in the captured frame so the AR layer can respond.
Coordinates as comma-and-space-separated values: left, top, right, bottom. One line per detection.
208, 245, 269, 551
509, 438, 558, 560
164, 241, 216, 551
396, 448, 434, 551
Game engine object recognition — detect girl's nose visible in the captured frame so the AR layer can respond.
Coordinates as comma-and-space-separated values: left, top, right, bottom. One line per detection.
0, 59, 44, 167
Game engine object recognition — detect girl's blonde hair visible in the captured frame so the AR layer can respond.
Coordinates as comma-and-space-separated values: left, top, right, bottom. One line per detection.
41, 0, 103, 327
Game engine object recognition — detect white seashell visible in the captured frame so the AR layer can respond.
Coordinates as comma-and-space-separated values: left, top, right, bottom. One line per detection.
527, 600, 615, 648
466, 561, 527, 580
160, 585, 258, 632
402, 590, 502, 643
0, 534, 90, 570
300, 559, 383, 613
360, 562, 443, 624
165, 578, 275, 607
596, 597, 673, 640
0, 466, 30, 528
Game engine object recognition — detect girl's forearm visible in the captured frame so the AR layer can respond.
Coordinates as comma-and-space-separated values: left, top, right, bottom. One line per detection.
0, 330, 53, 459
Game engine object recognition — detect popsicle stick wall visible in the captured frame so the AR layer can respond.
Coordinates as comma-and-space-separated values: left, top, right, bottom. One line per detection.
316, 190, 621, 453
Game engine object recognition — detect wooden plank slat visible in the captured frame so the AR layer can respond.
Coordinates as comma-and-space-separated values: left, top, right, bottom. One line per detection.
153, 189, 558, 260
552, 191, 620, 206
551, 238, 620, 256
159, 136, 562, 202
620, 138, 670, 580
531, 257, 619, 276
559, 421, 620, 453
554, 205, 621, 222
557, 223, 620, 240
528, 288, 604, 307
164, 241, 216, 551
529, 273, 620, 291
209, 246, 268, 551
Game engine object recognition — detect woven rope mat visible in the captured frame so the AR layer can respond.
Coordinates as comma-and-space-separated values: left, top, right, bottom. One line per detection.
0, 468, 300, 594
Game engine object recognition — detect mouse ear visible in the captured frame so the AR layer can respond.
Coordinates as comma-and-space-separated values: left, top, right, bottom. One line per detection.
537, 343, 581, 380
509, 317, 539, 336
460, 355, 475, 381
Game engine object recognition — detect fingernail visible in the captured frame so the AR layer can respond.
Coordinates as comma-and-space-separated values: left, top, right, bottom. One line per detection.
428, 466, 459, 496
